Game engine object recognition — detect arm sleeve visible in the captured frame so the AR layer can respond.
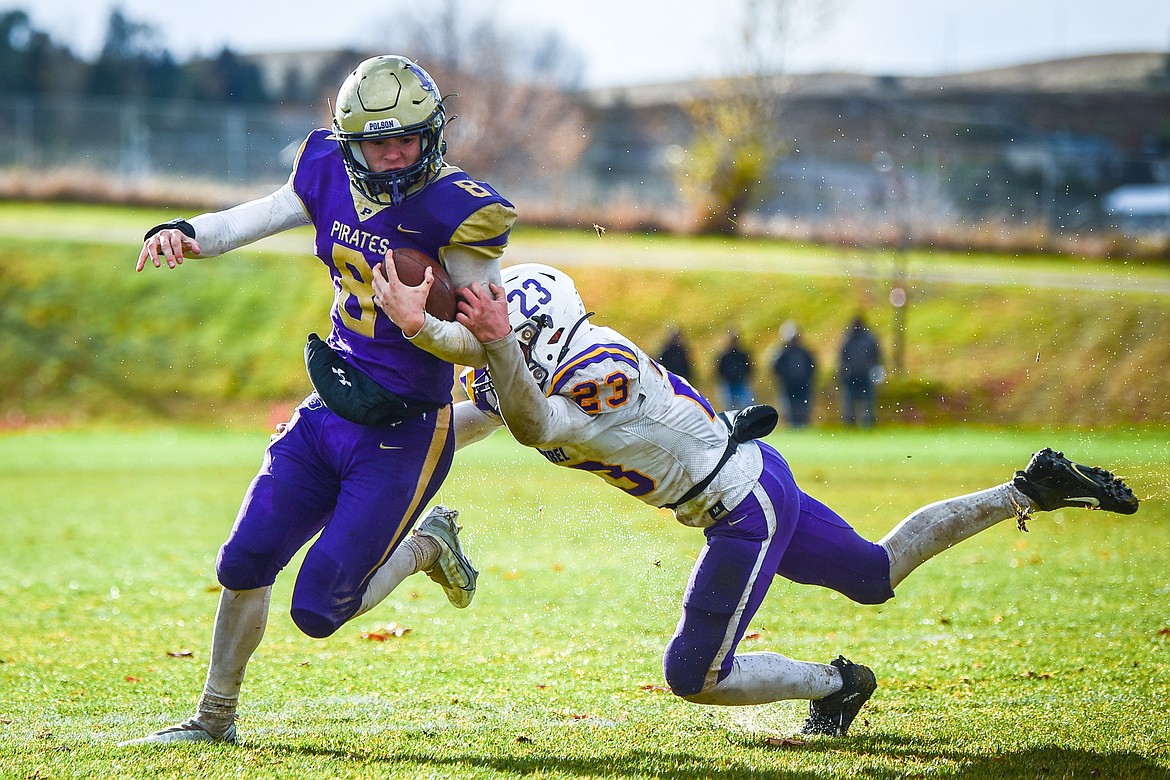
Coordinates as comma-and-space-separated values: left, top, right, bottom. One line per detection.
481, 332, 592, 448
407, 315, 489, 367
452, 400, 502, 449
186, 182, 310, 257
405, 242, 505, 366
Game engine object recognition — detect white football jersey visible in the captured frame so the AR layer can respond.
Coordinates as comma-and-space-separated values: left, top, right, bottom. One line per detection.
466, 324, 763, 527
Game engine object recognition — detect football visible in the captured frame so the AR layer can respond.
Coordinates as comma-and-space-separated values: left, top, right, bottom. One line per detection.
391, 247, 457, 321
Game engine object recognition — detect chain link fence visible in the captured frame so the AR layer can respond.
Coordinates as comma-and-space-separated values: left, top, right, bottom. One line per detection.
0, 93, 321, 188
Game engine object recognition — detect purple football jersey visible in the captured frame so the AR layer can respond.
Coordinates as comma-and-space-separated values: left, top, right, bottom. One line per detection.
291, 129, 515, 403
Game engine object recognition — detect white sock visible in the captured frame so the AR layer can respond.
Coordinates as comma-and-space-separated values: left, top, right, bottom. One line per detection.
354, 535, 439, 617
196, 586, 271, 734
880, 482, 1032, 588
682, 653, 841, 705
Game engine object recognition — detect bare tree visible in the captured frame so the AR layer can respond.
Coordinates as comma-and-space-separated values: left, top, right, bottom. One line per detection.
371, 1, 588, 192
678, 0, 837, 234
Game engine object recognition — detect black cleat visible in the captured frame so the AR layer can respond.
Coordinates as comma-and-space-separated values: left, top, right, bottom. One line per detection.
801, 656, 876, 737
1013, 448, 1138, 515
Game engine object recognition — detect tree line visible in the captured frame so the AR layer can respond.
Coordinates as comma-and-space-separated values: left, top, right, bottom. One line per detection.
0, 8, 293, 103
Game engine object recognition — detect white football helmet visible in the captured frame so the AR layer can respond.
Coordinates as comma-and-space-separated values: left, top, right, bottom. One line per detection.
501, 263, 590, 392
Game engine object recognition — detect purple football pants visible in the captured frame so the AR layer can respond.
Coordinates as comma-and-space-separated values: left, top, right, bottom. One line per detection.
663, 442, 893, 697
216, 394, 454, 639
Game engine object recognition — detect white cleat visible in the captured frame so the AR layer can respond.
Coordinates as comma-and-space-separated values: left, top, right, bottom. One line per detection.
414, 505, 478, 608
117, 718, 238, 747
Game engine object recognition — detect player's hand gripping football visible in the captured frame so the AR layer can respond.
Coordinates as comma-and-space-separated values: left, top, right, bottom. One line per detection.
137, 229, 202, 272
372, 249, 432, 337
456, 282, 511, 344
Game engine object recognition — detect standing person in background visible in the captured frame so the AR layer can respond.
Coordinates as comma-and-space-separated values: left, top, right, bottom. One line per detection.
771, 320, 817, 428
838, 315, 882, 428
715, 330, 754, 410
657, 326, 694, 381
120, 55, 515, 747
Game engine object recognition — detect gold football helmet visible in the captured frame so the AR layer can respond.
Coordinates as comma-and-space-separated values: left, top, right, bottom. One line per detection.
331, 55, 447, 205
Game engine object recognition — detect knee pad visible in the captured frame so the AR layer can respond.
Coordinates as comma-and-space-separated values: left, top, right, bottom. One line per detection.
662, 634, 708, 698
847, 578, 895, 605
216, 544, 278, 592
289, 606, 342, 639
288, 551, 361, 639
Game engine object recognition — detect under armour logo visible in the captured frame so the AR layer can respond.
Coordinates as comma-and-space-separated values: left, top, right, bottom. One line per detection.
332, 366, 352, 387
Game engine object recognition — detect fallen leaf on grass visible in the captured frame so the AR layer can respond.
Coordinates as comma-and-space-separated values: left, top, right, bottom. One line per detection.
1158, 628, 1170, 636
166, 649, 193, 658
743, 632, 761, 641
640, 684, 671, 693
559, 709, 592, 720
124, 676, 141, 683
763, 737, 806, 748
516, 735, 532, 744
362, 623, 412, 641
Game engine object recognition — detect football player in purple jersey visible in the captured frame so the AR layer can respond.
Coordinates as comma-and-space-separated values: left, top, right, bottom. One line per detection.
413, 263, 1137, 738
121, 56, 515, 746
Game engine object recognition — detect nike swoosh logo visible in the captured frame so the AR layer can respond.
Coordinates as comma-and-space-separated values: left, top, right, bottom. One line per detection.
379, 444, 402, 450
727, 517, 744, 526
397, 224, 422, 234
1065, 496, 1101, 507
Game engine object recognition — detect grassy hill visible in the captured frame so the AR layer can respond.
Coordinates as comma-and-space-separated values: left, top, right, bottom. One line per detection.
2, 202, 1168, 430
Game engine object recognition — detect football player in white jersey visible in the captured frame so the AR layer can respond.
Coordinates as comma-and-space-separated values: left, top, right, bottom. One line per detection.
379, 262, 1138, 736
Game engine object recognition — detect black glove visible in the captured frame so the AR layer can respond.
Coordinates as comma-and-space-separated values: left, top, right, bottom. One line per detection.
730, 404, 778, 443
143, 218, 196, 243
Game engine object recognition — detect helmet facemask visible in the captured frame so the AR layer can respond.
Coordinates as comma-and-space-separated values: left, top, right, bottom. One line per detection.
512, 314, 556, 388
332, 56, 448, 206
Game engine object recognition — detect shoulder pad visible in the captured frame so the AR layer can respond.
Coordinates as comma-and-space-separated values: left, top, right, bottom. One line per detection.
550, 342, 641, 415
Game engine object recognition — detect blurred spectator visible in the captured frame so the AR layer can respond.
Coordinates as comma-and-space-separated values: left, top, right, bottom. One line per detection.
837, 315, 883, 427
657, 327, 693, 381
715, 330, 754, 410
771, 320, 817, 428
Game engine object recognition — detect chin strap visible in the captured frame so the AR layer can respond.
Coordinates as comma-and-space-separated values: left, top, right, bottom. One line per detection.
551, 311, 594, 367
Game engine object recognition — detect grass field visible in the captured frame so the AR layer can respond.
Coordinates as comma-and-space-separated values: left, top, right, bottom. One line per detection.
4, 200, 1170, 427
2, 425, 1168, 779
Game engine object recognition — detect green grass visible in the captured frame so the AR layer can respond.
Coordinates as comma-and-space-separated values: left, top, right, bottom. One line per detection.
3, 200, 1170, 427
2, 426, 1168, 779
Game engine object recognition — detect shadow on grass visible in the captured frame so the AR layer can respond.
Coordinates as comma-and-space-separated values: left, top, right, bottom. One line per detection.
269, 732, 1170, 779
